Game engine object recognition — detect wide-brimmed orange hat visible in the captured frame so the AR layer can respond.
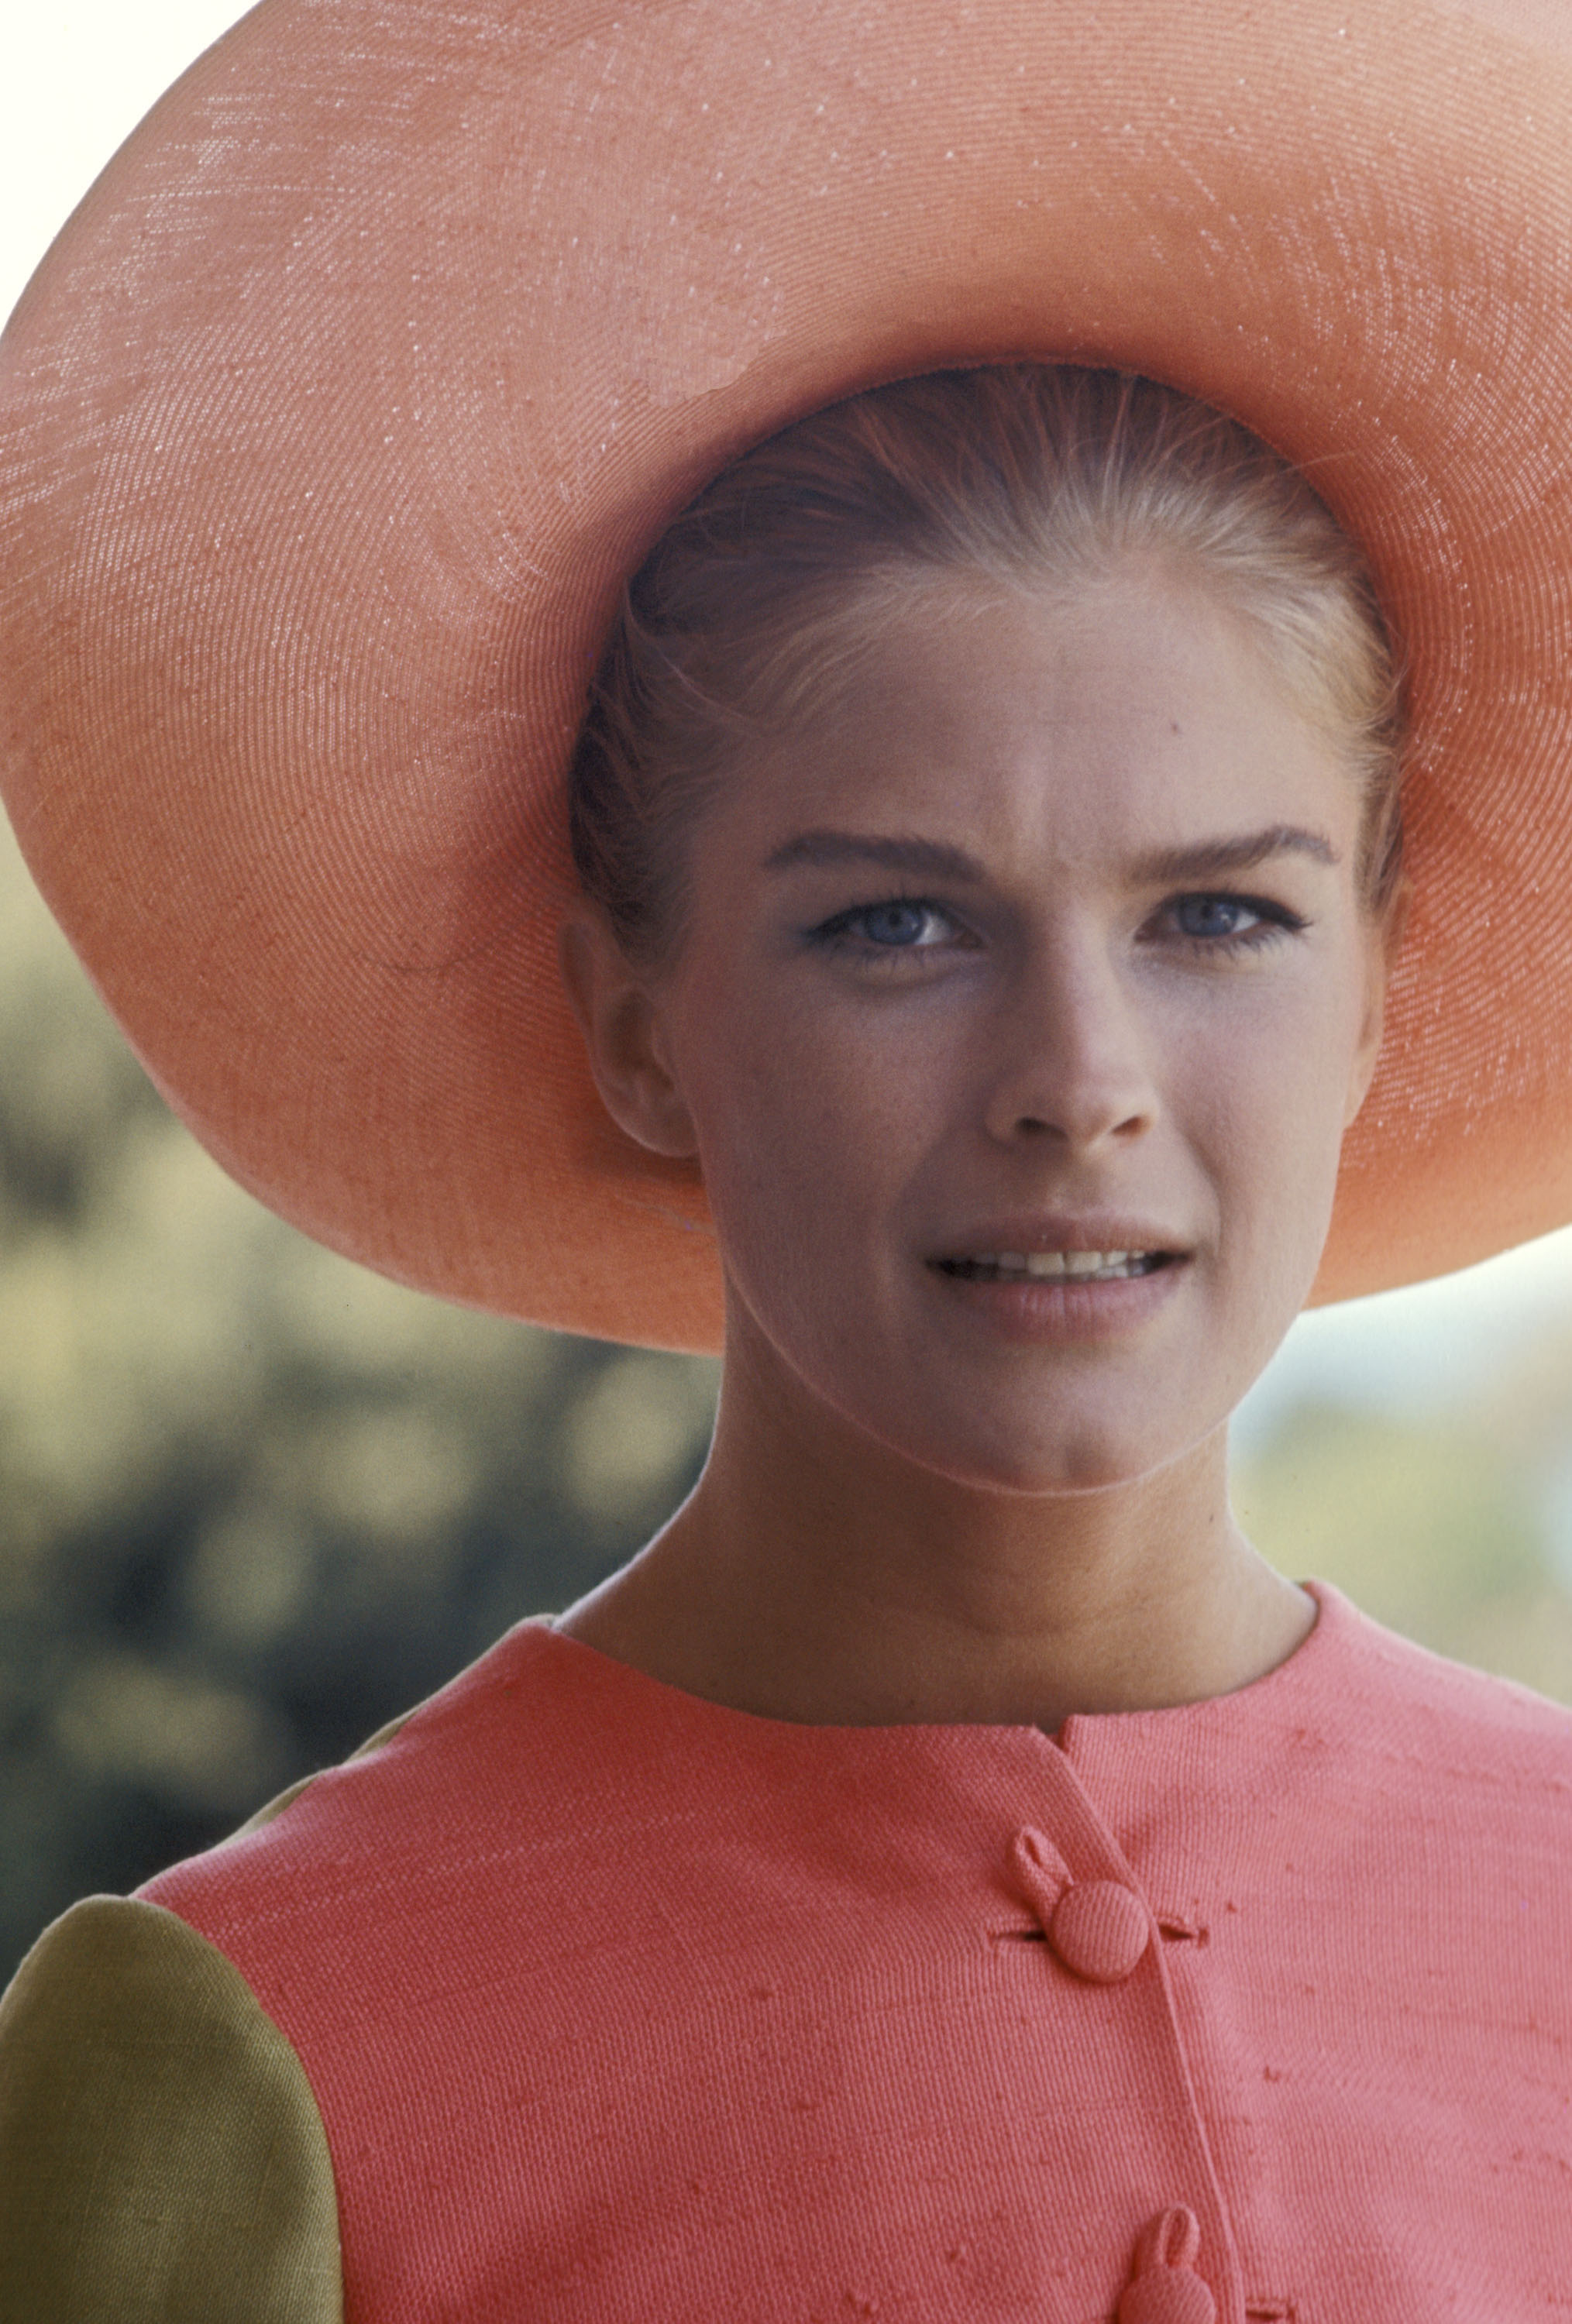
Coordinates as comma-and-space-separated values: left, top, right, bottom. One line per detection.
3, 0, 1572, 1351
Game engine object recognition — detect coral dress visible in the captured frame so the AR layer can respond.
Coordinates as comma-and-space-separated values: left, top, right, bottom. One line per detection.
3, 1582, 1570, 2320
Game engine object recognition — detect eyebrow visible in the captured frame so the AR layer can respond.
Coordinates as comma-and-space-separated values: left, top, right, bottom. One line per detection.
762, 832, 989, 882
1131, 825, 1341, 882
762, 823, 1339, 885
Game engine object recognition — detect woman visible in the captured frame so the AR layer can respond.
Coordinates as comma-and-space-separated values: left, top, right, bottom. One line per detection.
2, 3, 1571, 2319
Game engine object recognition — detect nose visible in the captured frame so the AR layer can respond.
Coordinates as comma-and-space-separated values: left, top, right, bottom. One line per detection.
980, 930, 1159, 1154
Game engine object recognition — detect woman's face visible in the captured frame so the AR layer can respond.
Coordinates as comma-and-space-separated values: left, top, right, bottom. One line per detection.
598, 569, 1391, 1494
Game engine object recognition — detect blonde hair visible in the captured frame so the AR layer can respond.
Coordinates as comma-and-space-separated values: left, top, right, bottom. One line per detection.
569, 365, 1405, 961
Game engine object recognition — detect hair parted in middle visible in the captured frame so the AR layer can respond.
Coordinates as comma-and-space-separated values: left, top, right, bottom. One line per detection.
569, 364, 1407, 965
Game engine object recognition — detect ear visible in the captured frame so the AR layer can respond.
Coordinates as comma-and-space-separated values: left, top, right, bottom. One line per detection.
557, 906, 700, 1160
1343, 875, 1411, 1128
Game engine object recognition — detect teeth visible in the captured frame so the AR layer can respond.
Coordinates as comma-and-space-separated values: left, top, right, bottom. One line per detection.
956, 1250, 1157, 1282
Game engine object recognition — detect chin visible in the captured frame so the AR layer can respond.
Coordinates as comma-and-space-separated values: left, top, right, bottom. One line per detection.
862, 1392, 1208, 1498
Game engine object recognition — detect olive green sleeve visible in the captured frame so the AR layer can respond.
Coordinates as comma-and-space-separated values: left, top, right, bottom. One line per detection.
0, 1895, 341, 2323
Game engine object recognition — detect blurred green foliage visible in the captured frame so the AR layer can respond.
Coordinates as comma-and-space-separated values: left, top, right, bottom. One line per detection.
4, 816, 1571, 1987
1233, 1388, 1572, 1703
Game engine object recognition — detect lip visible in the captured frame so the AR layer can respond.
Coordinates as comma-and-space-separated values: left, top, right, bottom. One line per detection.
925, 1215, 1193, 1346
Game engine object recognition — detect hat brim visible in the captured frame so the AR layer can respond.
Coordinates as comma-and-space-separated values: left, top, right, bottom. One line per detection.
4, 0, 1572, 1350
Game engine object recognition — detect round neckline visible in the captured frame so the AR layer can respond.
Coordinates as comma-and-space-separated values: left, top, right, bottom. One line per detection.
530, 1579, 1343, 1747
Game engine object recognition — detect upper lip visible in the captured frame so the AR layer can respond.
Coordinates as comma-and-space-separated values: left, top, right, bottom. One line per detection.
930, 1215, 1190, 1263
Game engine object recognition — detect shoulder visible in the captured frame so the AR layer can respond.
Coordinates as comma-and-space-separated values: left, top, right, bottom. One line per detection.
0, 1895, 340, 2322
1299, 1580, 1572, 1815
142, 1621, 599, 1924
1312, 1579, 1572, 1744
136, 1619, 686, 1989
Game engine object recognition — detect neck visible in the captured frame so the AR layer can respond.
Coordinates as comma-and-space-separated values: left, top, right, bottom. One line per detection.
556, 1312, 1313, 1730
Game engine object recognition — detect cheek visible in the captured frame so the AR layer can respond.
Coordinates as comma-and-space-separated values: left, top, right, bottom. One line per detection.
671, 973, 945, 1350
685, 998, 917, 1230
1179, 968, 1367, 1264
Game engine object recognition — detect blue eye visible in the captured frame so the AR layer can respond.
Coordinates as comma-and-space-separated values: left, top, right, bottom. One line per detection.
810, 896, 963, 959
1173, 893, 1261, 940
860, 900, 937, 947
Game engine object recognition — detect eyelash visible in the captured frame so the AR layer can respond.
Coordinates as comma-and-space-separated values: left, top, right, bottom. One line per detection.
810, 898, 966, 958
809, 891, 1309, 959
1162, 892, 1309, 954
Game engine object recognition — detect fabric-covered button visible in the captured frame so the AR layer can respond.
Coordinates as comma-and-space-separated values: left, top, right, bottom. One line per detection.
1047, 1879, 1150, 1983
1117, 2207, 1217, 2324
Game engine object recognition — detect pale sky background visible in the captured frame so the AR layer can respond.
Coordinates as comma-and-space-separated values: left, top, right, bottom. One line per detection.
5, 0, 1572, 1449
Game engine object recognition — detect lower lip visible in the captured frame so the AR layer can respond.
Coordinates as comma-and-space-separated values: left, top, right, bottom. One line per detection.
928, 1258, 1190, 1345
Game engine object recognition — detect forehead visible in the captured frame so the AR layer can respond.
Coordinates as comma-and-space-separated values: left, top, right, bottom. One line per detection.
732, 572, 1361, 871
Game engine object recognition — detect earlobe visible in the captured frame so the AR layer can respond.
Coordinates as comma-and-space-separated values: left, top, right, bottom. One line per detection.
557, 909, 700, 1160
